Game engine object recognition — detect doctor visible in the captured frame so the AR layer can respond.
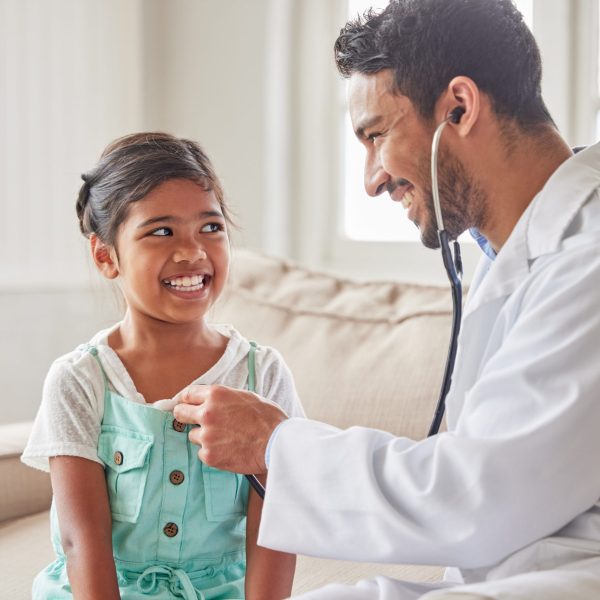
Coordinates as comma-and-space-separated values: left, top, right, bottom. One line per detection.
174, 0, 600, 598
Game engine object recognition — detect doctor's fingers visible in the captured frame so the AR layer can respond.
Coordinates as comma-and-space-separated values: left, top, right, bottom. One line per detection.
187, 425, 253, 472
174, 401, 205, 426
173, 383, 215, 407
173, 384, 228, 425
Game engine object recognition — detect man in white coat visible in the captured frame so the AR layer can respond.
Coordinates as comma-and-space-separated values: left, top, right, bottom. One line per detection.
174, 0, 600, 597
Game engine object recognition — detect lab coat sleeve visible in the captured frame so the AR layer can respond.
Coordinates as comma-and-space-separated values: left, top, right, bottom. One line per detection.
258, 244, 600, 570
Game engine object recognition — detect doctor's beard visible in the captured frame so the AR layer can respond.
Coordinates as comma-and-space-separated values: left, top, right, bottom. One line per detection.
417, 149, 488, 249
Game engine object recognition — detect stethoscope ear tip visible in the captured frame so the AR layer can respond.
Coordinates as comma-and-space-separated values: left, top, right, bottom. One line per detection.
449, 106, 466, 124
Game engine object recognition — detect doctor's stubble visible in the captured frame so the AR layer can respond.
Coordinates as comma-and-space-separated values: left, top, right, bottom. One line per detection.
409, 146, 488, 249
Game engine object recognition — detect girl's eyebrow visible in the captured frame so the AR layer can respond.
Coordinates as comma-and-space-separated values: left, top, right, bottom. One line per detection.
136, 211, 224, 229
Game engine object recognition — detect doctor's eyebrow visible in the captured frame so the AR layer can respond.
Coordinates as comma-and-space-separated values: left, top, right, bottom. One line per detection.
136, 211, 224, 229
355, 115, 383, 140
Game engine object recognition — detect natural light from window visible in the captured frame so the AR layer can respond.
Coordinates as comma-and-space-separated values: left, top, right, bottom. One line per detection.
597, 0, 600, 139
343, 0, 534, 242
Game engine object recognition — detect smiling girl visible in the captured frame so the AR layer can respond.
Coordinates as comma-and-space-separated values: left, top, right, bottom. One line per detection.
22, 132, 303, 599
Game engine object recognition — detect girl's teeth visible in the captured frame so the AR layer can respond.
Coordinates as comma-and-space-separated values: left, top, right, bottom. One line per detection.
165, 275, 206, 290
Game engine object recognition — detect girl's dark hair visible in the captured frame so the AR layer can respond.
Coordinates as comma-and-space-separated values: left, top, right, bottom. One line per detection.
76, 132, 232, 245
335, 0, 553, 129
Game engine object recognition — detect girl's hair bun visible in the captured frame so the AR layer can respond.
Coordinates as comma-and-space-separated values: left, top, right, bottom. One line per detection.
75, 172, 94, 236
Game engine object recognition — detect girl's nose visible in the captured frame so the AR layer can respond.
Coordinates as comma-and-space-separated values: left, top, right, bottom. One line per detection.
173, 242, 207, 264
364, 153, 390, 197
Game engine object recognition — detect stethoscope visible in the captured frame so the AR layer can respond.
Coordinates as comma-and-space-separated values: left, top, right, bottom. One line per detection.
427, 105, 466, 437
248, 106, 467, 500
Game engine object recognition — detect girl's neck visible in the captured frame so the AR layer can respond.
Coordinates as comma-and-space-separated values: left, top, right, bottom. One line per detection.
110, 310, 222, 357
107, 310, 229, 403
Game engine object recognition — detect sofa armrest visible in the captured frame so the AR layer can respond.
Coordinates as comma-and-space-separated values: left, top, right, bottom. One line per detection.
0, 421, 52, 522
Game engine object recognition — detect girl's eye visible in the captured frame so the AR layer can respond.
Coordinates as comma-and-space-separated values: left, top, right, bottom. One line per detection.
201, 223, 224, 233
150, 227, 172, 236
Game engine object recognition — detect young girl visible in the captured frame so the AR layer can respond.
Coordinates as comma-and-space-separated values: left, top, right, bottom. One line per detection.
22, 132, 304, 599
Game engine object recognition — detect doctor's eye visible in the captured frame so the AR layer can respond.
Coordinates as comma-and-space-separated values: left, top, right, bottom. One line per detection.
149, 227, 172, 237
367, 132, 382, 143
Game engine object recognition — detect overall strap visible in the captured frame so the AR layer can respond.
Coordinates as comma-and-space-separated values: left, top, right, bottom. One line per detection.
245, 341, 266, 499
84, 345, 110, 390
247, 341, 257, 393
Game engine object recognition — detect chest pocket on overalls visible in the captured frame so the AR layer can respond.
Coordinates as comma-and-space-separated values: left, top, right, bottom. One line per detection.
203, 466, 247, 521
98, 426, 154, 523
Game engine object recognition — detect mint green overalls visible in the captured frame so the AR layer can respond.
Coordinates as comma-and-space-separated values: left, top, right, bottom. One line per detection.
33, 344, 257, 599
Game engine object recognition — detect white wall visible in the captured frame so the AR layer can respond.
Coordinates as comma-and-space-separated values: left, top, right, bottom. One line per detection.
139, 0, 271, 251
0, 0, 273, 424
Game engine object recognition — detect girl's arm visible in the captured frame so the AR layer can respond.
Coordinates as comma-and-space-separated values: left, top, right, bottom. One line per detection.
245, 474, 296, 600
50, 456, 120, 600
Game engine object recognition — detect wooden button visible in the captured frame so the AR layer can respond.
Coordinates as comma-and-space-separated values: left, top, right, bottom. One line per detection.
113, 451, 123, 465
172, 419, 186, 432
169, 470, 185, 485
163, 522, 179, 538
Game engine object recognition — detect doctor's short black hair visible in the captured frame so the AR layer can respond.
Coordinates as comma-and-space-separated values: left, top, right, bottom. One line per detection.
334, 0, 553, 129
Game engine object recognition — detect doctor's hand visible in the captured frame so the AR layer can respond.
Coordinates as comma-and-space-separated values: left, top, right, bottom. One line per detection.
172, 385, 288, 475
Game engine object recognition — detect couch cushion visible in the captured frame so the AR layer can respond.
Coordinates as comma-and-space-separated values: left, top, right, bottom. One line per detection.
213, 250, 454, 440
0, 510, 53, 599
0, 422, 52, 523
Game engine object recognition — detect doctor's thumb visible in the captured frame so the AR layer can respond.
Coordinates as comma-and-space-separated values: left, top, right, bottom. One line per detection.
173, 384, 210, 407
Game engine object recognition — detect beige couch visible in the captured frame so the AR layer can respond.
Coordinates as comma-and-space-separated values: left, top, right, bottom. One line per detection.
0, 249, 453, 597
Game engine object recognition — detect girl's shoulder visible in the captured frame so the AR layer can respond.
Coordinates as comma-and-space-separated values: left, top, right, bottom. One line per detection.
212, 323, 286, 368
212, 323, 304, 417
46, 325, 118, 389
21, 327, 117, 472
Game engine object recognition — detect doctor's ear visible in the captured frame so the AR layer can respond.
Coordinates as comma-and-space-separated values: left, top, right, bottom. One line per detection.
90, 234, 119, 280
438, 76, 480, 137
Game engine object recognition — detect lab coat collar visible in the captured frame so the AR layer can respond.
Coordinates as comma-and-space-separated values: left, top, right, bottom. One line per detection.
527, 142, 600, 259
464, 141, 600, 318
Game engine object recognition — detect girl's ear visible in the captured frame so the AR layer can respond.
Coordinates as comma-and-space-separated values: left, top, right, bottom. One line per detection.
90, 234, 119, 280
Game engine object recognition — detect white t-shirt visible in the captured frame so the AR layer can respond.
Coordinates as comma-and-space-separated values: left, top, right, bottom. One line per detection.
22, 323, 304, 472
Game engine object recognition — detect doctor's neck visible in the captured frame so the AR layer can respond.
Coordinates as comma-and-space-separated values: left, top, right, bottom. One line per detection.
468, 120, 573, 253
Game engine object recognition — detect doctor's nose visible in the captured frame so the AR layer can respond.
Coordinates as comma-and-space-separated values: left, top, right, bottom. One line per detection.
364, 154, 390, 197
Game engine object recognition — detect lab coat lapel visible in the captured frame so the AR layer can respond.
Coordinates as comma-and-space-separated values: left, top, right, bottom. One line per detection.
462, 203, 532, 321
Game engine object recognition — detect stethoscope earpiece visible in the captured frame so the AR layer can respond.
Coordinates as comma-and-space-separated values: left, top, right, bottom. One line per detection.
449, 106, 466, 124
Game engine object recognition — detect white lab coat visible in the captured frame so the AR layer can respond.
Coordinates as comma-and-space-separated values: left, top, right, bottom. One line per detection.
258, 142, 600, 599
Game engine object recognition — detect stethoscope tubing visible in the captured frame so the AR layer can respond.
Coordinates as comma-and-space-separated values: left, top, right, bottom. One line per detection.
427, 116, 464, 436
247, 473, 266, 499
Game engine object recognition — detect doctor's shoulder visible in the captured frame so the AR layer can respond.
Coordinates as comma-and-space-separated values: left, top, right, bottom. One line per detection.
531, 190, 600, 277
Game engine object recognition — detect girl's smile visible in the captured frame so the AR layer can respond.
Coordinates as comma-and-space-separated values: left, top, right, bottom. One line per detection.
162, 272, 212, 297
